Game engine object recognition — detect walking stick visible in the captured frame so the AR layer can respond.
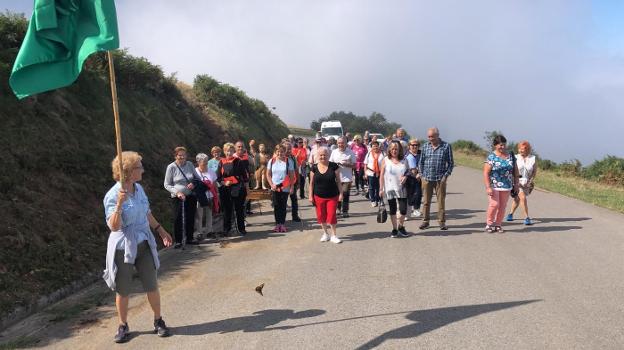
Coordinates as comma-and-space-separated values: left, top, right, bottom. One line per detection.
181, 199, 186, 250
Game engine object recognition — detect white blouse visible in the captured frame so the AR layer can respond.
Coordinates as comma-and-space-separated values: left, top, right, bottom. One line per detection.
516, 154, 536, 186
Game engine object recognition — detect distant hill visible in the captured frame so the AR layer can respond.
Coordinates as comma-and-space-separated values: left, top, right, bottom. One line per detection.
0, 12, 288, 318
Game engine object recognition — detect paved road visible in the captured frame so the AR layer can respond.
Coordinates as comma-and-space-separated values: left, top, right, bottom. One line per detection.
4, 166, 624, 349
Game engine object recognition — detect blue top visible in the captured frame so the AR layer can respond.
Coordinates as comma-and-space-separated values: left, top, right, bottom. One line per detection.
207, 158, 220, 174
406, 152, 420, 170
418, 140, 454, 181
486, 153, 514, 190
103, 182, 152, 250
267, 157, 295, 192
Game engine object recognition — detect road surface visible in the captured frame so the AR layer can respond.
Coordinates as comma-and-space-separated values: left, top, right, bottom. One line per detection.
2, 166, 624, 349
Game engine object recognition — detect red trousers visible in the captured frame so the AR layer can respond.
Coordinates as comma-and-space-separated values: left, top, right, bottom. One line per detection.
314, 195, 339, 224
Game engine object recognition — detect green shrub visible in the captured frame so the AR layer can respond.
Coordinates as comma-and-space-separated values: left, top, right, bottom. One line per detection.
583, 156, 624, 186
452, 139, 485, 155
537, 158, 558, 171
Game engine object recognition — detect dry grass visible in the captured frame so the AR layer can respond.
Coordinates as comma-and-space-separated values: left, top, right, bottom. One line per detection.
455, 151, 624, 213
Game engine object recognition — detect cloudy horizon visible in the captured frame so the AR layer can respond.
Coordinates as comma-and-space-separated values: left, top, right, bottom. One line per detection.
2, 0, 623, 164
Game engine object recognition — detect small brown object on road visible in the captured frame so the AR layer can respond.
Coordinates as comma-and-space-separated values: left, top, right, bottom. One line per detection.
255, 283, 265, 296
219, 240, 230, 248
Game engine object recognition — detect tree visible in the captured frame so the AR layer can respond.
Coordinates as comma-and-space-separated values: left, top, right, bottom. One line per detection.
310, 111, 404, 137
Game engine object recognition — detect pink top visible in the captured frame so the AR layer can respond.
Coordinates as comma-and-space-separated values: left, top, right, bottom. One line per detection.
351, 143, 368, 171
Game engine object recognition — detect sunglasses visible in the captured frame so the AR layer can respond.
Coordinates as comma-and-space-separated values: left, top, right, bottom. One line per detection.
410, 144, 419, 146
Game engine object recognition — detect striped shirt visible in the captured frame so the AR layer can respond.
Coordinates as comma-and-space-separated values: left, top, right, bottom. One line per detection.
418, 140, 454, 181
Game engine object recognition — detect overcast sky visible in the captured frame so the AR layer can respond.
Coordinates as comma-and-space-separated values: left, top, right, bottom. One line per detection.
3, 0, 624, 163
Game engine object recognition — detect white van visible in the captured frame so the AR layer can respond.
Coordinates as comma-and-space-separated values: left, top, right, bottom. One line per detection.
320, 121, 344, 140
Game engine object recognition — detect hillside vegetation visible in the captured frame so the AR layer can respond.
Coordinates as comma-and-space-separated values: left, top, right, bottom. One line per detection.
0, 12, 288, 318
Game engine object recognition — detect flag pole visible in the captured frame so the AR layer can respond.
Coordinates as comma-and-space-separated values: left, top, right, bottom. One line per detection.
107, 50, 125, 185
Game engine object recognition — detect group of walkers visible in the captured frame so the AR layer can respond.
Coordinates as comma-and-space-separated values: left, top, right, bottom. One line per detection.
100, 126, 538, 343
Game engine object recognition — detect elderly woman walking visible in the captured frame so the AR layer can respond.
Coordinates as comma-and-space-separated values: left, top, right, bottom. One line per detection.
164, 146, 199, 247
309, 147, 343, 243
103, 151, 173, 343
217, 143, 248, 236
379, 141, 409, 238
483, 135, 519, 233
350, 134, 368, 195
364, 140, 384, 207
507, 141, 537, 225
267, 144, 296, 232
194, 153, 219, 238
208, 146, 222, 174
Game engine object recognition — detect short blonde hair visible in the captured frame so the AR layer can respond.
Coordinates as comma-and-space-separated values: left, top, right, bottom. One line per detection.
211, 146, 222, 154
174, 146, 187, 156
409, 138, 420, 146
111, 151, 142, 182
223, 142, 235, 153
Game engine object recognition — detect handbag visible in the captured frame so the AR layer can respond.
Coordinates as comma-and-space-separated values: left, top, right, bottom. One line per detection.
510, 153, 519, 198
376, 201, 388, 223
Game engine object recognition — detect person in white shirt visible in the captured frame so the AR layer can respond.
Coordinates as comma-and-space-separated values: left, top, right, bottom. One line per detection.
363, 140, 385, 207
194, 153, 218, 237
329, 137, 356, 218
506, 141, 538, 225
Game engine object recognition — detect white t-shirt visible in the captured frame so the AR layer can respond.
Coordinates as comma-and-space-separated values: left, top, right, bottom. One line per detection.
516, 154, 536, 186
308, 145, 329, 164
364, 151, 385, 177
329, 148, 356, 183
195, 167, 217, 199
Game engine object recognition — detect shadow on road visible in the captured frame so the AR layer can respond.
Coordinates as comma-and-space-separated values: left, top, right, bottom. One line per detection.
342, 231, 389, 241
444, 208, 485, 220
413, 229, 473, 237
172, 309, 326, 335
536, 217, 591, 224
510, 225, 583, 234
355, 300, 541, 349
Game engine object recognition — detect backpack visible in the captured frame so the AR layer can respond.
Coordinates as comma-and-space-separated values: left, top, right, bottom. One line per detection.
270, 156, 297, 186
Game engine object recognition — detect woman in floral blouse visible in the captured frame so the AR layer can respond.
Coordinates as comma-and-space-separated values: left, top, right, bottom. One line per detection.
483, 135, 519, 233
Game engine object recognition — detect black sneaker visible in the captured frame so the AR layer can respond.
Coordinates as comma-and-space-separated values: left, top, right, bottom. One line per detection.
153, 317, 171, 337
114, 323, 129, 343
398, 226, 409, 237
391, 229, 398, 238
173, 243, 182, 249
419, 222, 430, 230
292, 216, 302, 222
342, 213, 350, 218
440, 224, 448, 231
186, 239, 199, 245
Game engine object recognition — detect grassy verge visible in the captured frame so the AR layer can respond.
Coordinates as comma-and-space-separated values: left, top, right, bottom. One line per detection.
454, 151, 624, 213
288, 126, 316, 137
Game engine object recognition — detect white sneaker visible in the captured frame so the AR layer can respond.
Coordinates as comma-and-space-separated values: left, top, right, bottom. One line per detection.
371, 202, 376, 208
320, 233, 330, 242
330, 235, 342, 244
412, 209, 421, 217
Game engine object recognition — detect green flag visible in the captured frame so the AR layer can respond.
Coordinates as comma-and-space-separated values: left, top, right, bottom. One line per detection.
9, 0, 119, 99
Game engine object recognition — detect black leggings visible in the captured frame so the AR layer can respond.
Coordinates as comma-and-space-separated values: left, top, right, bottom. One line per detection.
272, 191, 289, 225
171, 196, 197, 243
387, 198, 407, 216
354, 168, 366, 191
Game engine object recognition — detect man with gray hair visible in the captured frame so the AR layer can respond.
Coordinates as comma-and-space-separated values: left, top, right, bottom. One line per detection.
329, 137, 356, 218
418, 127, 454, 230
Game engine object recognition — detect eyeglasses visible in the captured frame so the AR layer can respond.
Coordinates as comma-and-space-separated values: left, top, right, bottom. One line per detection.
410, 144, 419, 147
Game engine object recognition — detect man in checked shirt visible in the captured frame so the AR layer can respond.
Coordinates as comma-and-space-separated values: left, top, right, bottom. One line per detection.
418, 127, 454, 230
